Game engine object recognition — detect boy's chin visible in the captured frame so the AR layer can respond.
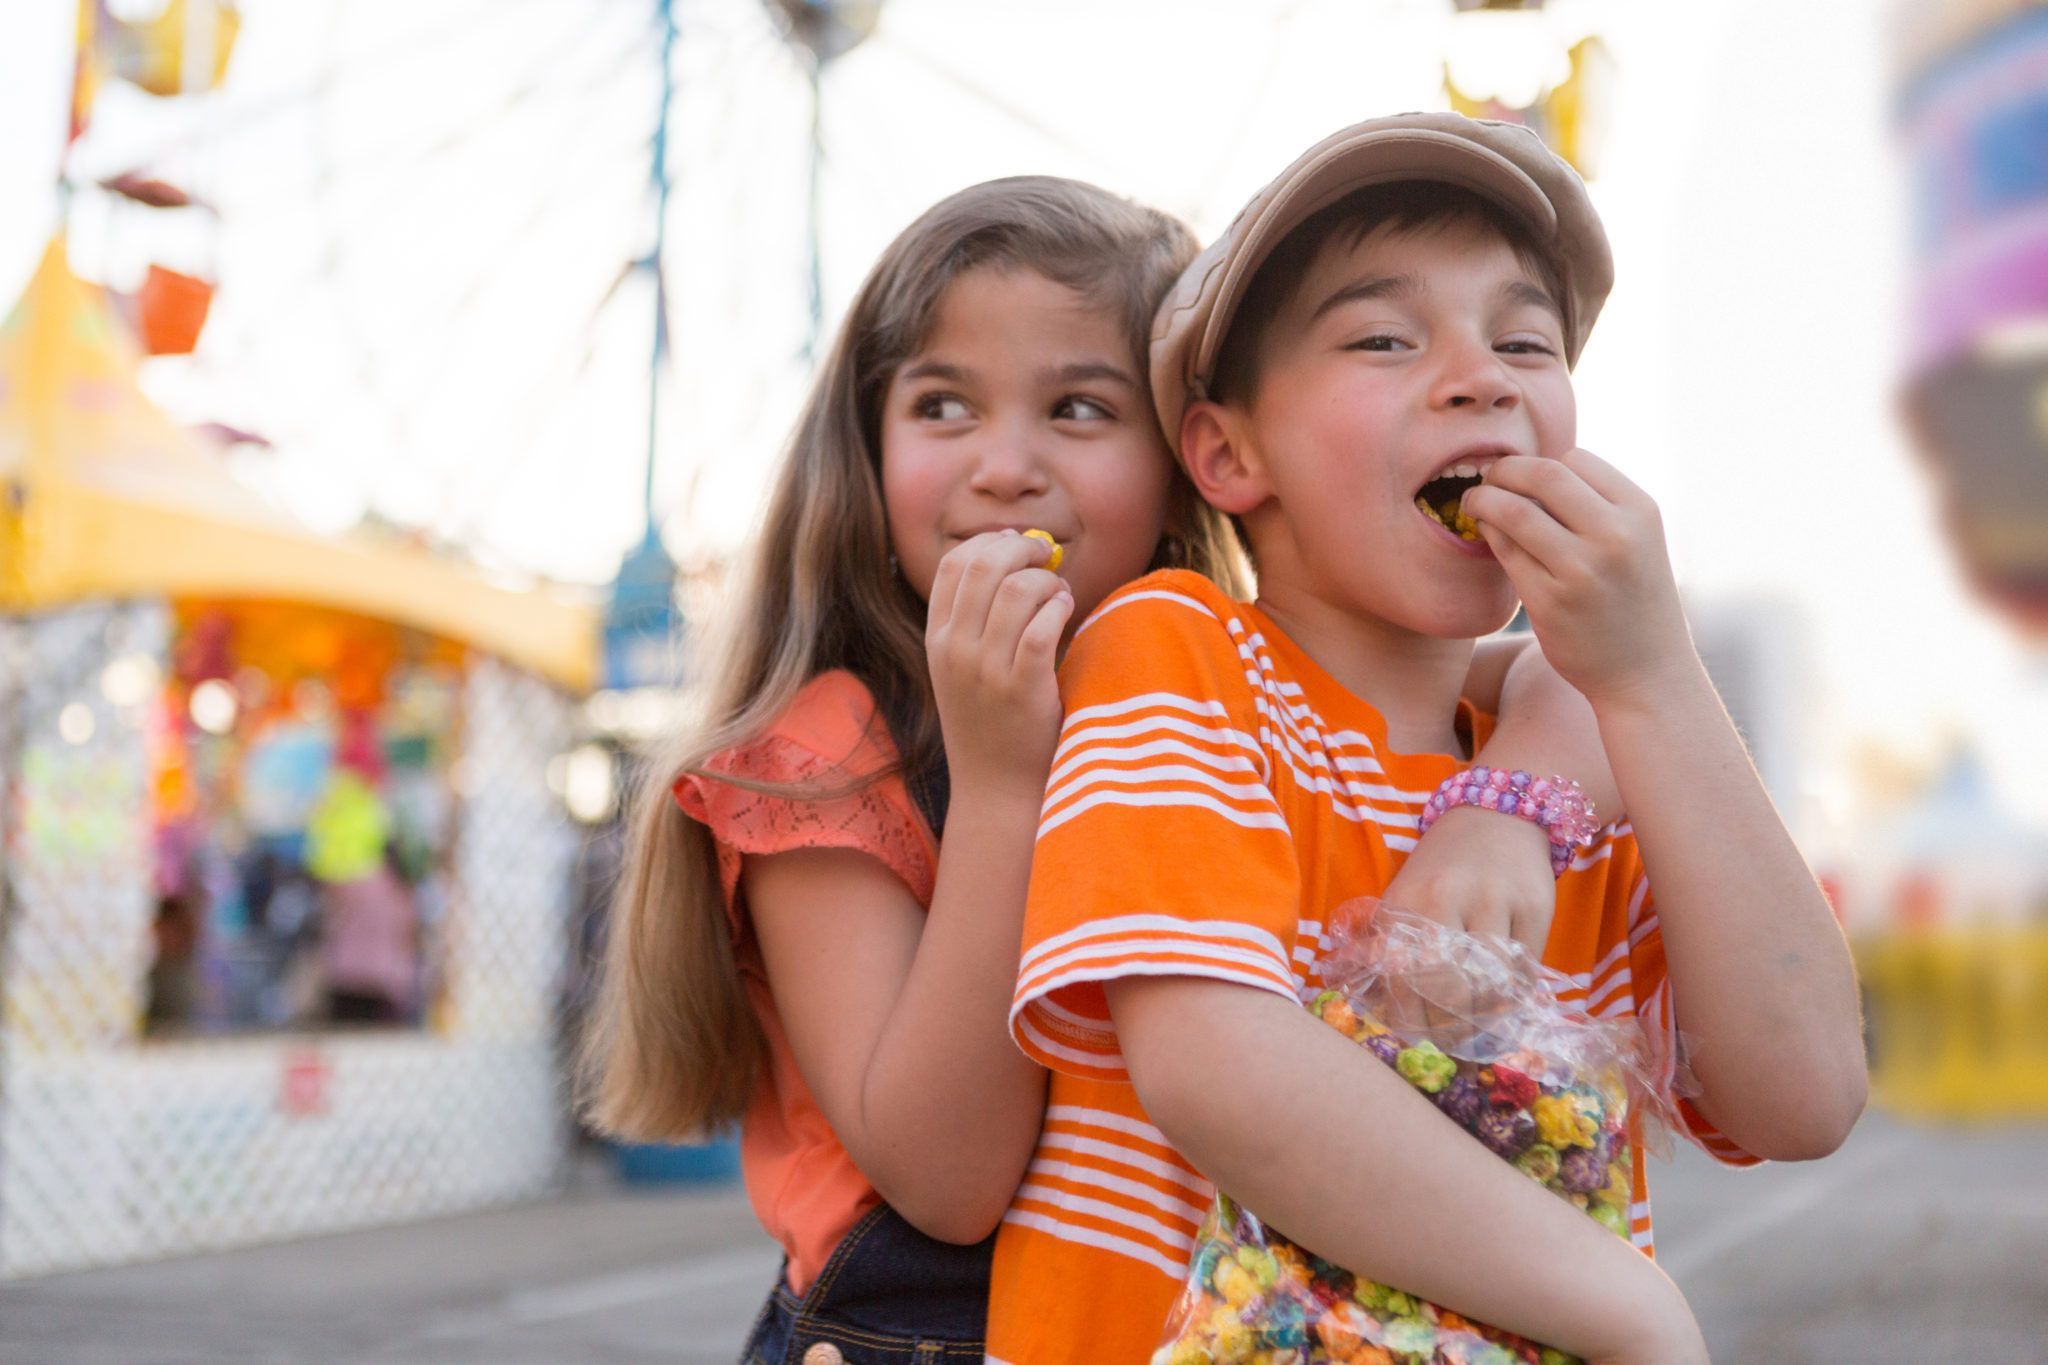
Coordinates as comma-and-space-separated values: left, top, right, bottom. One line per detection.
1418, 589, 1522, 641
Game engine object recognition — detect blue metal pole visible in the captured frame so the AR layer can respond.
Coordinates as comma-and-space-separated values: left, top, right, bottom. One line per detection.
804, 55, 822, 360
644, 0, 677, 534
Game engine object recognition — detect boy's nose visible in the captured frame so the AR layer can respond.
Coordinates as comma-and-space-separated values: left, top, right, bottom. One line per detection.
1434, 345, 1520, 413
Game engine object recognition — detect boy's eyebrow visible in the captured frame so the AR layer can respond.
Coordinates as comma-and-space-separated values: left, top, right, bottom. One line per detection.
1498, 278, 1563, 319
1307, 274, 1564, 323
1309, 273, 1422, 323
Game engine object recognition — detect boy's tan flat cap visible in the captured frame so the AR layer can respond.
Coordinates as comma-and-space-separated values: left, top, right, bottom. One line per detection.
1150, 112, 1614, 447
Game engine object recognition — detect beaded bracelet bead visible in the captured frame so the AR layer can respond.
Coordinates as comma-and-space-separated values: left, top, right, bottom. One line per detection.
1416, 767, 1599, 877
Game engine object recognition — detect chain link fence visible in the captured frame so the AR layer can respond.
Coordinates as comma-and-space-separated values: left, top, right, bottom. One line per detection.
0, 605, 578, 1278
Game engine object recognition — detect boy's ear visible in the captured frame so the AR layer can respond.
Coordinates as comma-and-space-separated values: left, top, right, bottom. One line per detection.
1179, 401, 1271, 516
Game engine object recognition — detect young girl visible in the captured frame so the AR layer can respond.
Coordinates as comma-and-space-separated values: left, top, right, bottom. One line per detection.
580, 176, 1623, 1365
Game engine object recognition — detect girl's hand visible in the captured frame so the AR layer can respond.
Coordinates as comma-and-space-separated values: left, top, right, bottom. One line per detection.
1460, 450, 1698, 710
1383, 804, 1555, 955
925, 530, 1073, 792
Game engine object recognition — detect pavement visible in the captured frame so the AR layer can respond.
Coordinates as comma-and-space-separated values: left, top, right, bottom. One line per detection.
1, 1111, 2043, 1363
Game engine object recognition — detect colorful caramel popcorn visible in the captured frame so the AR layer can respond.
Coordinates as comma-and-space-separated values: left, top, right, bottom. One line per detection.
1395, 1041, 1458, 1094
1156, 930, 1653, 1365
1532, 1092, 1602, 1150
1512, 1143, 1562, 1185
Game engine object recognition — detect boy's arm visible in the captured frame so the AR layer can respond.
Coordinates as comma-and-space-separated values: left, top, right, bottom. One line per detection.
1110, 976, 1707, 1365
1465, 449, 1867, 1161
1472, 638, 1622, 819
1462, 636, 1526, 714
1393, 637, 1621, 952
1592, 658, 1866, 1158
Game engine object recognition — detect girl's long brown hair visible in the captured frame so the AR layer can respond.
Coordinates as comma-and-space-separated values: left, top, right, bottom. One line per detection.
580, 177, 1249, 1141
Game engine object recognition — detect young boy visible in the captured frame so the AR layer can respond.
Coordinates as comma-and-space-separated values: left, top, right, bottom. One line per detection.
983, 113, 1867, 1365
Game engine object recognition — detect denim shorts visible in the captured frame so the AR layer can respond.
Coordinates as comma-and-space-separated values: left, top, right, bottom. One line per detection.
740, 1203, 995, 1364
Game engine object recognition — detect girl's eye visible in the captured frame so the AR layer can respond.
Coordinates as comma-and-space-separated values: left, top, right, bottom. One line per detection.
914, 393, 972, 421
1346, 333, 1408, 352
1497, 339, 1558, 356
1053, 395, 1115, 421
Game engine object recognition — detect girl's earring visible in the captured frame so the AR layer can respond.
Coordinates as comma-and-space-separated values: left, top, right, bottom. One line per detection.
888, 552, 900, 577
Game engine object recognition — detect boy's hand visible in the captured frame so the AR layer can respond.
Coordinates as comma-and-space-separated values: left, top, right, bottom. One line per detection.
925, 530, 1073, 791
1384, 805, 1555, 955
1461, 450, 1697, 709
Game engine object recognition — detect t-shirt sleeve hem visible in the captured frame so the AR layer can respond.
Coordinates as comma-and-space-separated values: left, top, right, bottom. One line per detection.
1625, 888, 1761, 1168
1675, 1096, 1765, 1167
1008, 957, 1301, 1081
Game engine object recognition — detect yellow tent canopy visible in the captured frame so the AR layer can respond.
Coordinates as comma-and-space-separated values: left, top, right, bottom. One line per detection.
0, 237, 597, 692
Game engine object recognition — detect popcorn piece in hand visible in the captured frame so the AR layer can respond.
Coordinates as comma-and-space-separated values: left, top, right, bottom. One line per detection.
1022, 527, 1063, 571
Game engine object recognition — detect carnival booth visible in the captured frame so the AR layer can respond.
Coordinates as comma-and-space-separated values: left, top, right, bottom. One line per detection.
0, 238, 598, 1277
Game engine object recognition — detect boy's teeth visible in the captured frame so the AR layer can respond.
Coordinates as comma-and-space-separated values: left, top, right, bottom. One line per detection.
1448, 462, 1480, 478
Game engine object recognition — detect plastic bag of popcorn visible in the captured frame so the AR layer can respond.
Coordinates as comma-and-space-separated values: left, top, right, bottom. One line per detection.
1152, 900, 1681, 1365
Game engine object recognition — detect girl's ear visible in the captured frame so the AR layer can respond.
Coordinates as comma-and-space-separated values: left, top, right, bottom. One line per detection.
1180, 401, 1271, 516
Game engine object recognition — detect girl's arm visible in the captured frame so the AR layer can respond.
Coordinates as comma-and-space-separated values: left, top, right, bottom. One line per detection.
1110, 976, 1708, 1365
743, 531, 1070, 1244
1389, 637, 1622, 952
745, 788, 1047, 1243
1466, 448, 1866, 1161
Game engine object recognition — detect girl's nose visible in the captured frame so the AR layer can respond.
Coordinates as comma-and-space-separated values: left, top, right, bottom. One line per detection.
967, 423, 1051, 498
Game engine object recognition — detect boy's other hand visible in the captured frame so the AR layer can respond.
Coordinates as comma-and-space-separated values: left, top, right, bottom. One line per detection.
1383, 804, 1555, 955
1461, 449, 1697, 709
925, 530, 1073, 791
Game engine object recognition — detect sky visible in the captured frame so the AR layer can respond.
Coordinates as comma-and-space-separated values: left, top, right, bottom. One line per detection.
3, 0, 2045, 847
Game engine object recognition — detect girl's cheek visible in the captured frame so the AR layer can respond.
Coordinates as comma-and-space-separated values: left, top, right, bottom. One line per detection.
878, 436, 952, 600
894, 530, 941, 603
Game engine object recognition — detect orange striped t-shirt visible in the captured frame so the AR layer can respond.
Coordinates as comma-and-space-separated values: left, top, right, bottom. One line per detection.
986, 570, 1756, 1365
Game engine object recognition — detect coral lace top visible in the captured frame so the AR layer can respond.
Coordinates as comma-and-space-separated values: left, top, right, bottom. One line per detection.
672, 670, 939, 1294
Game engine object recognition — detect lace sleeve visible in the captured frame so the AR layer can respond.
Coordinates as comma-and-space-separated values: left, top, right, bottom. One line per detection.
673, 681, 939, 944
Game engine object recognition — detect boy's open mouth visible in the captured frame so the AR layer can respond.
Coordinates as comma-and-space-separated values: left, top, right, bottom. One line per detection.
1414, 472, 1483, 540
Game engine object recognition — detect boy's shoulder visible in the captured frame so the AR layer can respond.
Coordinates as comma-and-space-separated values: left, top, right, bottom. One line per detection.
1059, 570, 1277, 728
1072, 567, 1245, 645
1064, 569, 1254, 689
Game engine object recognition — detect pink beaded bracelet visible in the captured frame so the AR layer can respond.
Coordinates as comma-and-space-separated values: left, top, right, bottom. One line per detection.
1417, 767, 1599, 876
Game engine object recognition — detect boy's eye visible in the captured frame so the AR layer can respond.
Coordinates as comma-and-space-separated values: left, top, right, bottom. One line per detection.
1345, 333, 1409, 352
1497, 339, 1558, 356
1053, 395, 1115, 421
914, 393, 972, 421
